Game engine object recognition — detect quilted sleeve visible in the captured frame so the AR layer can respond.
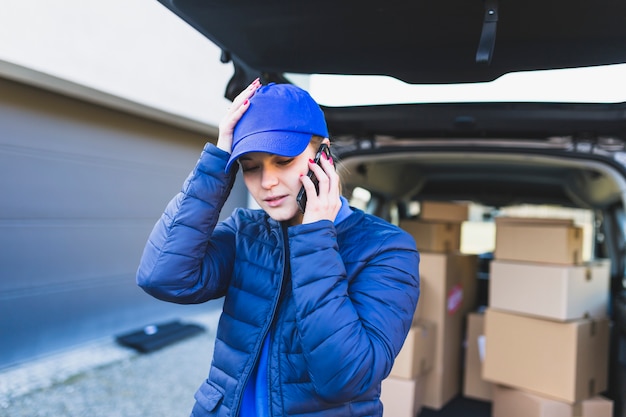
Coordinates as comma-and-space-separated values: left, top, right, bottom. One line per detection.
136, 143, 239, 304
289, 218, 420, 403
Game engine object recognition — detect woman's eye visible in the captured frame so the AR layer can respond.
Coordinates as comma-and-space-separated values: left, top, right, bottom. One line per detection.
241, 165, 259, 173
277, 158, 294, 166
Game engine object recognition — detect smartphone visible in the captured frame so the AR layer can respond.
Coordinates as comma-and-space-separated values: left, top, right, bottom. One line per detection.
296, 143, 330, 213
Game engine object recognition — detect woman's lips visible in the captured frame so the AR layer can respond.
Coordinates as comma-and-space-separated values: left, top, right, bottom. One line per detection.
264, 195, 288, 207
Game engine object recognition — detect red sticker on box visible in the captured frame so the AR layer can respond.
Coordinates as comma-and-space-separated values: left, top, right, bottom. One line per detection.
447, 284, 463, 315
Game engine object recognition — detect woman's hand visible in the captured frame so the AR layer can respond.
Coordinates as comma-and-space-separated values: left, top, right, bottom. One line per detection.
216, 78, 261, 153
301, 149, 342, 224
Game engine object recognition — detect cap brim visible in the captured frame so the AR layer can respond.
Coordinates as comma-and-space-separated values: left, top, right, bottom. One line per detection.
225, 131, 312, 171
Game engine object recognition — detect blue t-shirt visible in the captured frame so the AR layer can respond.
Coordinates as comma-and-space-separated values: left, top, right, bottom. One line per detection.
239, 197, 353, 417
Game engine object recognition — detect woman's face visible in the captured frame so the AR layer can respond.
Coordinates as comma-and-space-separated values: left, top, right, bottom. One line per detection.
239, 144, 317, 225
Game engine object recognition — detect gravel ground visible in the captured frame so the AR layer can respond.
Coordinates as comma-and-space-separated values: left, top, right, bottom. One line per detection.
0, 310, 220, 417
3, 308, 623, 417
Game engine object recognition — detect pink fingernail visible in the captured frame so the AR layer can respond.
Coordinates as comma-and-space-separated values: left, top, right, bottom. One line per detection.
243, 99, 249, 105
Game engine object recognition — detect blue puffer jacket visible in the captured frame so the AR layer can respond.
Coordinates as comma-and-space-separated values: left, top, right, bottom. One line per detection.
137, 143, 420, 417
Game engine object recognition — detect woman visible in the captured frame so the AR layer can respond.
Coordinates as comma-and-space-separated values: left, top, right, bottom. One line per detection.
136, 80, 420, 417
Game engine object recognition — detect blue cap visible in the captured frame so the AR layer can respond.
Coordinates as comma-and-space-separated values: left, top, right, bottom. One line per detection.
225, 83, 328, 171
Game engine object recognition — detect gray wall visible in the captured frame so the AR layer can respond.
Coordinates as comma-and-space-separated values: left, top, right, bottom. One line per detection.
0, 78, 246, 369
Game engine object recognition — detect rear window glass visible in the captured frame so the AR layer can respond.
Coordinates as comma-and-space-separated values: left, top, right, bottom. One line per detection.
287, 64, 626, 107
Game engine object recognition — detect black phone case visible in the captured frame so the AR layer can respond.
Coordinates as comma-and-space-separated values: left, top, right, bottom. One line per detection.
296, 144, 330, 213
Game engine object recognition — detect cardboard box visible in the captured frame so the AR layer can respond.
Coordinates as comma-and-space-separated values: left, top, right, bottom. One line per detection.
493, 385, 575, 417
581, 395, 614, 417
417, 252, 478, 409
419, 200, 469, 223
489, 260, 610, 321
492, 385, 614, 417
494, 217, 583, 265
391, 320, 436, 379
400, 220, 461, 252
381, 376, 425, 417
483, 309, 610, 403
463, 312, 493, 401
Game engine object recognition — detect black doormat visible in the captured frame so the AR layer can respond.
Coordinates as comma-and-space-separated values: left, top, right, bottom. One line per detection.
115, 320, 205, 353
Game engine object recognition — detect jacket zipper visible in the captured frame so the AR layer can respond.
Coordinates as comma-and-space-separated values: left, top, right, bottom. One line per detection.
233, 222, 289, 417
266, 223, 290, 414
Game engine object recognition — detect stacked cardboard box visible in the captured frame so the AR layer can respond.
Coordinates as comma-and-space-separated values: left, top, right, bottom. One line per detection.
389, 320, 436, 380
380, 376, 426, 417
401, 200, 468, 254
493, 217, 584, 265
492, 385, 614, 417
396, 201, 478, 411
481, 217, 613, 417
381, 320, 434, 417
462, 310, 492, 401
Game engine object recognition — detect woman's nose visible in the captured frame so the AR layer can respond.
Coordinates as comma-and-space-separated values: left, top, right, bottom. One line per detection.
260, 166, 279, 189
